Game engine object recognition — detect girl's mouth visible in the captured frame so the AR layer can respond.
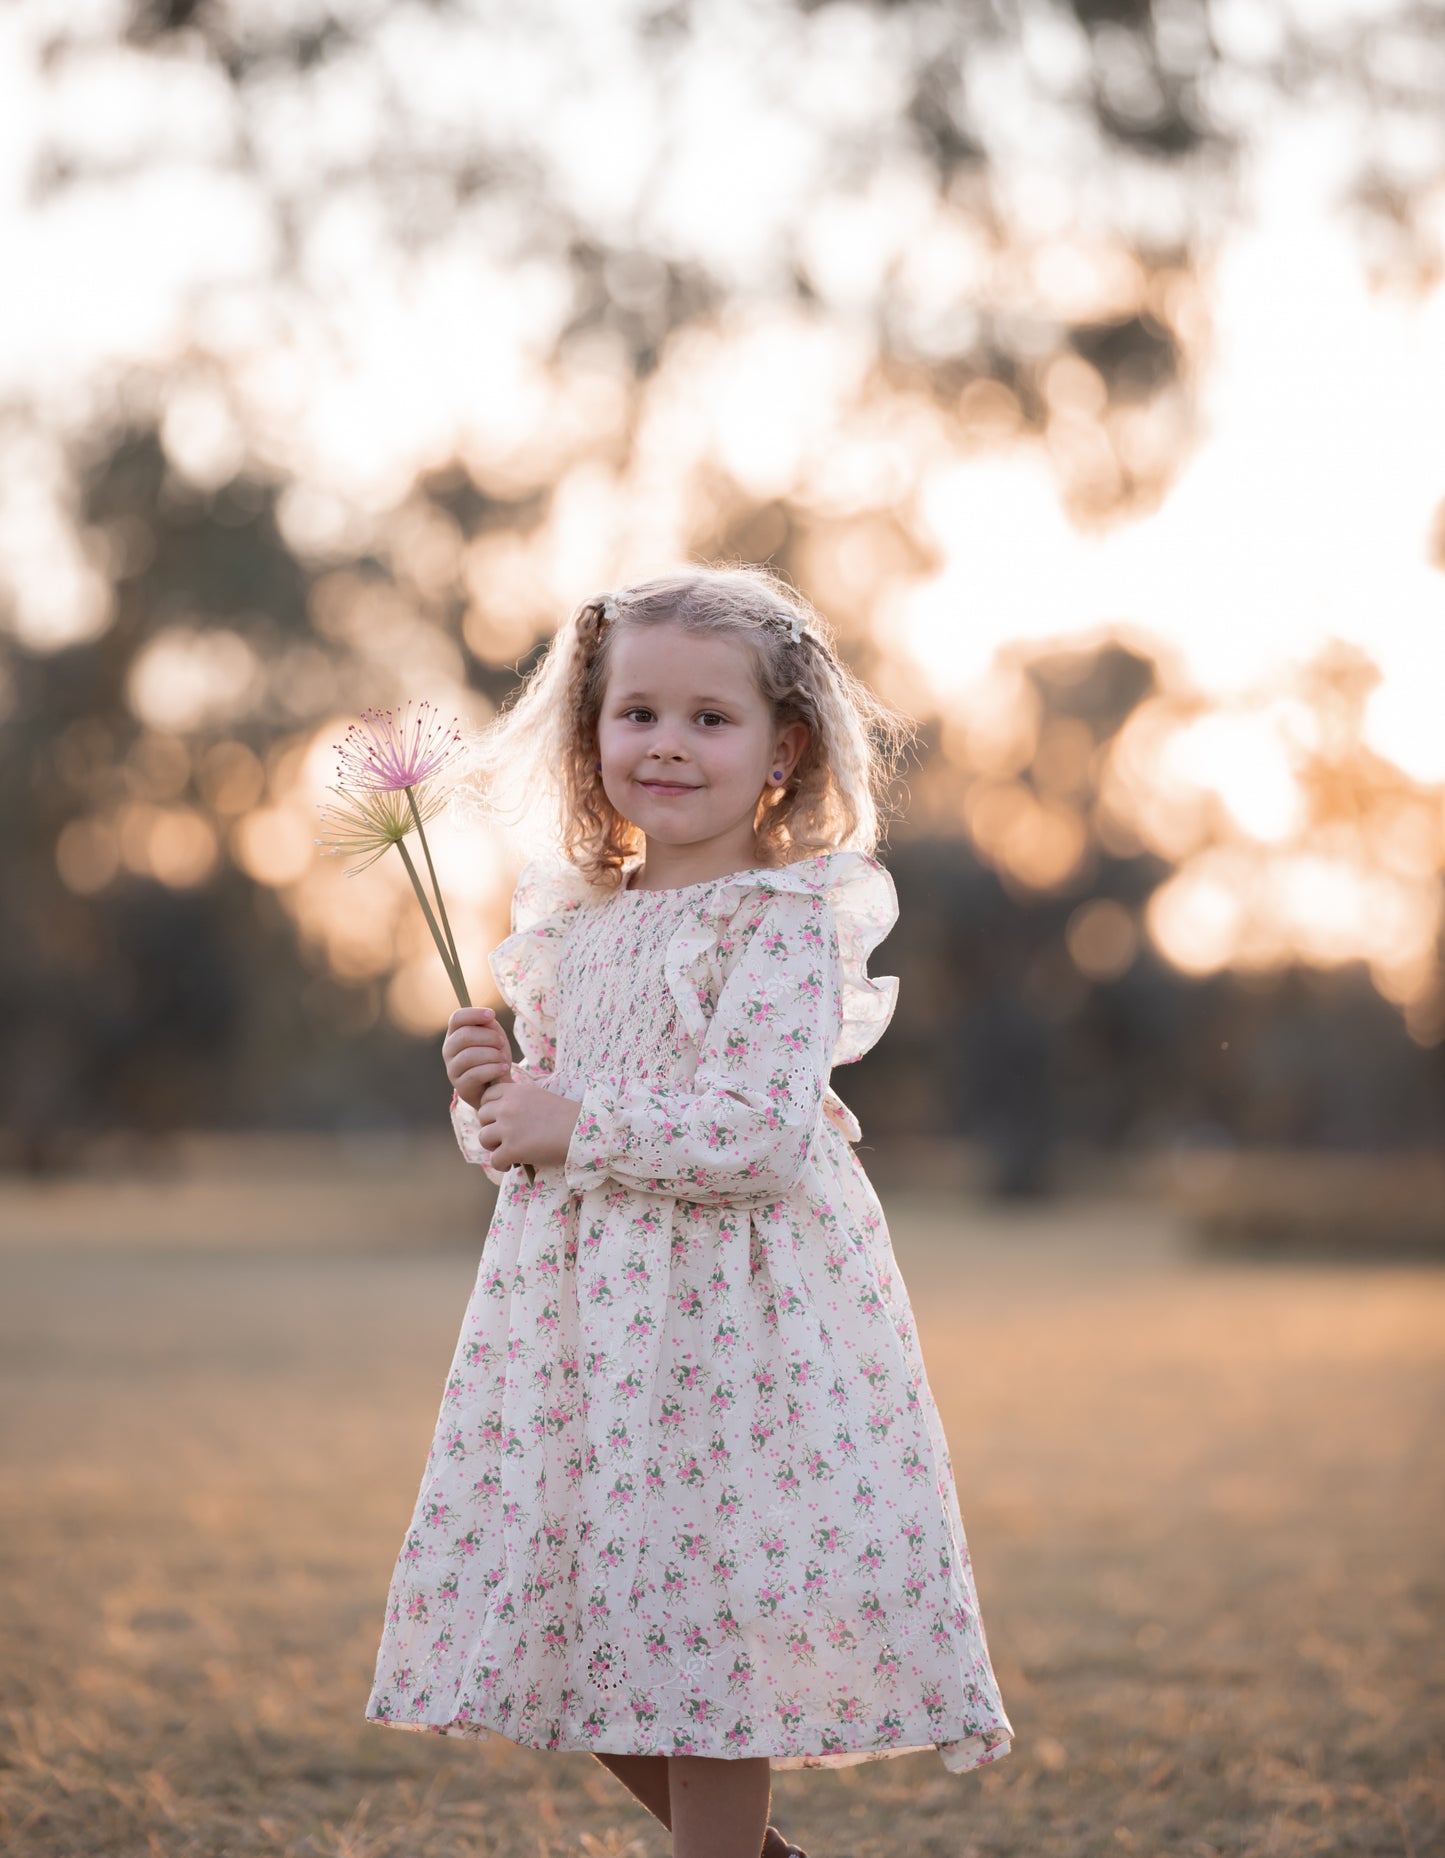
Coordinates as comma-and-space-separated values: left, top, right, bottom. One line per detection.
638, 781, 698, 796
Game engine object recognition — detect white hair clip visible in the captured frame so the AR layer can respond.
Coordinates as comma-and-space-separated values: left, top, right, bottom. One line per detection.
600, 595, 619, 620
783, 612, 802, 644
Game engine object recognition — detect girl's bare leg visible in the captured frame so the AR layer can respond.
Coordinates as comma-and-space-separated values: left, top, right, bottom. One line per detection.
592, 1753, 794, 1855
592, 1753, 672, 1828
669, 1754, 772, 1858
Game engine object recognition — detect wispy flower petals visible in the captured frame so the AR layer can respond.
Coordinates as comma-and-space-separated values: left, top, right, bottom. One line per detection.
315, 781, 446, 877
334, 699, 464, 793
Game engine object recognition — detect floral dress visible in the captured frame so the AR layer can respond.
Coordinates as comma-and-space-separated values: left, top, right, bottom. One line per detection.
364, 849, 1014, 1774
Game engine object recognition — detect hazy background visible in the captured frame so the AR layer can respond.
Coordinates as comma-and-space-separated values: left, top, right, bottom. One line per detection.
3, 0, 1443, 1181
1, 5, 1442, 1857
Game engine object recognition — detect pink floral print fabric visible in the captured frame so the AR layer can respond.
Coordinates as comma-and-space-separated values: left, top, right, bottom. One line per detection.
364, 850, 1014, 1773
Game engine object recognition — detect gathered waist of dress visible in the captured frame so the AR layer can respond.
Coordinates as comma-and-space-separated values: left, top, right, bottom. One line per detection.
544, 1062, 693, 1099
541, 1063, 862, 1148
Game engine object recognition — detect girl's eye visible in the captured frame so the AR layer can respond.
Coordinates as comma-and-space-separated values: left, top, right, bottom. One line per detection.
620, 708, 729, 726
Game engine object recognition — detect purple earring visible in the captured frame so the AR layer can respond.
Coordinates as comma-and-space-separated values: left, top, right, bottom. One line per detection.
596, 760, 602, 771
772, 769, 784, 781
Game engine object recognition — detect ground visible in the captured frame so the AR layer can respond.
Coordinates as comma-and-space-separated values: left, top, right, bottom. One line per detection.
0, 1150, 1439, 1858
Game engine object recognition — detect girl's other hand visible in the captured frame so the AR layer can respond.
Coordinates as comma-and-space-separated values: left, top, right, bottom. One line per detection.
474, 1075, 583, 1173
443, 1006, 515, 1110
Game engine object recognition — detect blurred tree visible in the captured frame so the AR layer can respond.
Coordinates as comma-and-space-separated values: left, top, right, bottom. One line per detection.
1, 0, 1442, 1170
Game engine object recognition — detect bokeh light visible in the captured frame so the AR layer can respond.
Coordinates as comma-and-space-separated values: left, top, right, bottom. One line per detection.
1, 0, 1442, 1052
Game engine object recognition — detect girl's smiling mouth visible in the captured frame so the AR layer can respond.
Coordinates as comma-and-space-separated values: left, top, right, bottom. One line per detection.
637, 780, 699, 795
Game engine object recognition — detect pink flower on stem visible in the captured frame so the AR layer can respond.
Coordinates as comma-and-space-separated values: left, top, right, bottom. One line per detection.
333, 700, 464, 793
316, 704, 469, 1004
318, 706, 540, 1186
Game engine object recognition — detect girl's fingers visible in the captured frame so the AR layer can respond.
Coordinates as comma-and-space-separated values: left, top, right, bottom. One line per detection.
445, 1044, 511, 1079
471, 1083, 513, 1127
447, 1047, 510, 1076
443, 1014, 517, 1139
478, 1126, 512, 1167
445, 1045, 510, 1079
446, 1007, 495, 1031
443, 1027, 509, 1063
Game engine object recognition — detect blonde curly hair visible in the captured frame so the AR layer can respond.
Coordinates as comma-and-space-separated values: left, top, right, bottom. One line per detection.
454, 562, 915, 888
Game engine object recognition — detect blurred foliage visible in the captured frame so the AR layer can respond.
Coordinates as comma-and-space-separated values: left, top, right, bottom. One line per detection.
26, 0, 1445, 505
5, 426, 1440, 1183
3, 0, 1444, 1175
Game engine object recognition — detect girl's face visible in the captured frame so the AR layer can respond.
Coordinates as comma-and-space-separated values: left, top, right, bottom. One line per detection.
595, 621, 807, 868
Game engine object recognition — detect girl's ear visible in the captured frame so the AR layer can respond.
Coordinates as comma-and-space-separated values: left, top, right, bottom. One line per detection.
773, 719, 809, 779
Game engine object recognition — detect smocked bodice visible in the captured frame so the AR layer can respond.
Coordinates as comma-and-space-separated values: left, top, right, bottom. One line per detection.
551, 880, 723, 1096
459, 850, 904, 1163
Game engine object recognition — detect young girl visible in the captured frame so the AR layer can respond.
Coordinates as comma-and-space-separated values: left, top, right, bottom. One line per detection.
364, 566, 1014, 1858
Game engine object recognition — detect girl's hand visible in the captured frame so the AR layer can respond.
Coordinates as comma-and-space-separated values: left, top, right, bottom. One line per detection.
444, 1006, 514, 1110
474, 1074, 583, 1173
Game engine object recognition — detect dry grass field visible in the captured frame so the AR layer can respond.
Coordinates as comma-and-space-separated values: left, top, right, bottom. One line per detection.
1, 1146, 1440, 1858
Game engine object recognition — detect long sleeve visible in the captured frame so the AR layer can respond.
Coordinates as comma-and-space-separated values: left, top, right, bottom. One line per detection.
562, 886, 844, 1206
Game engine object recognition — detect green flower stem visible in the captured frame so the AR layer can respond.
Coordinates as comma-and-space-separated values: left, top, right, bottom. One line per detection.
395, 839, 471, 1007
404, 784, 465, 986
